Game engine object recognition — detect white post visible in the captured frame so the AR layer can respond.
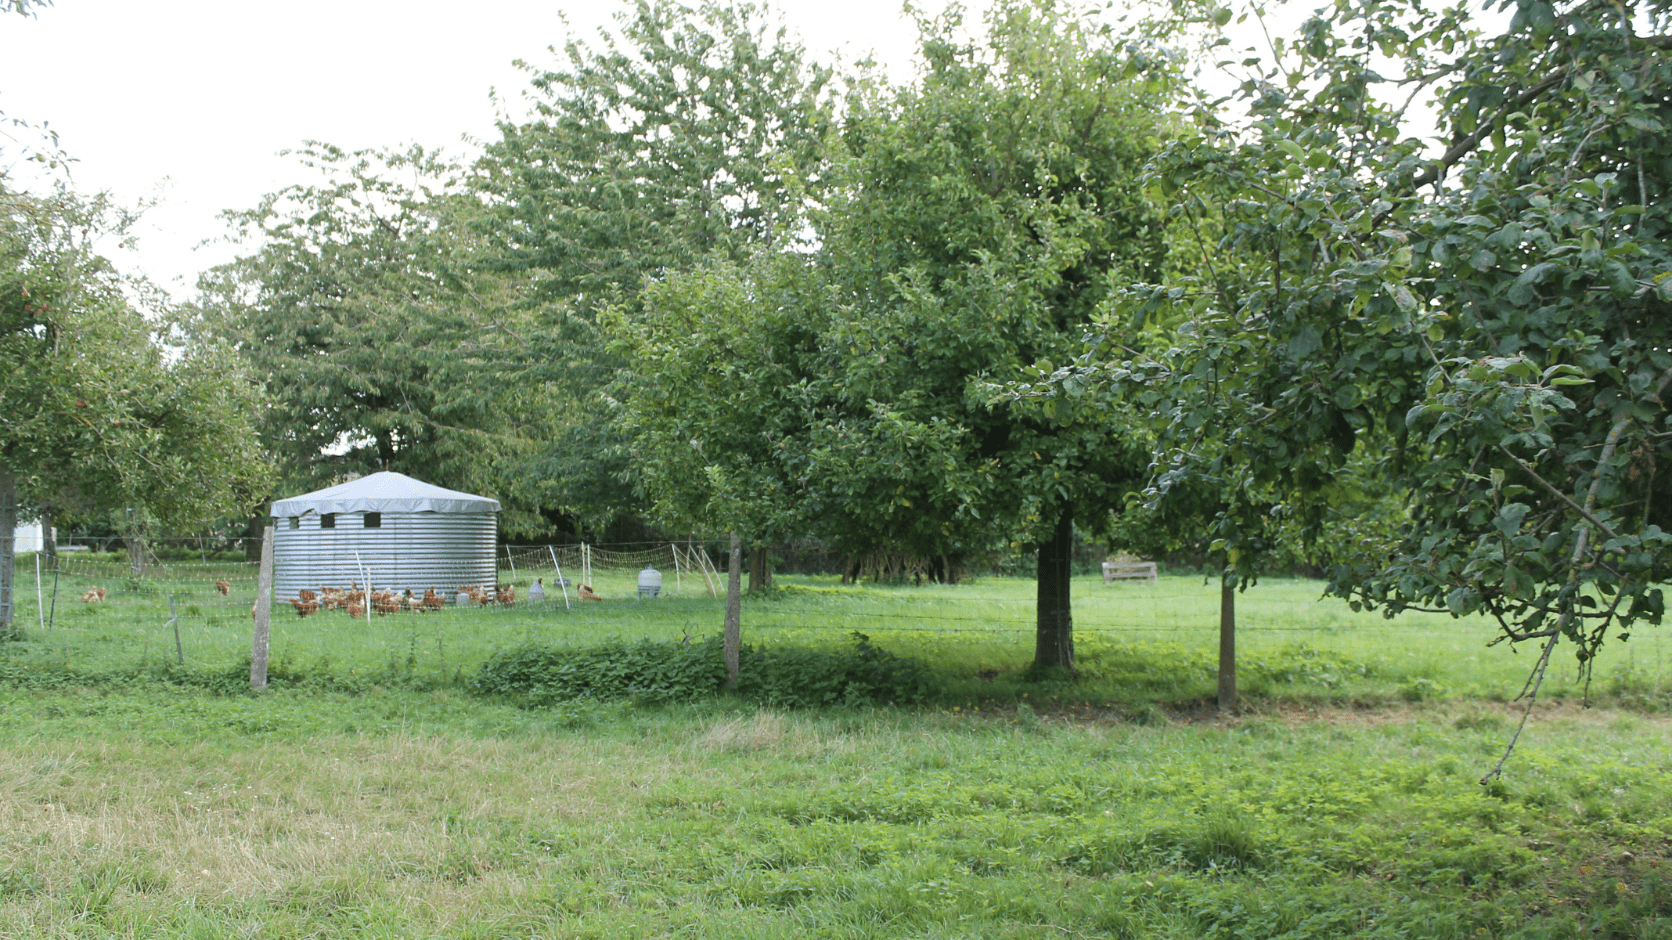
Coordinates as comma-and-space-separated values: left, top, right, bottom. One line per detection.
505, 545, 517, 580
548, 546, 571, 610
354, 551, 372, 627
671, 543, 683, 593
35, 553, 44, 634
251, 525, 274, 690
699, 544, 718, 598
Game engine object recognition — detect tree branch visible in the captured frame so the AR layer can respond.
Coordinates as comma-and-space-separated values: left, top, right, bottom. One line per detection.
1411, 73, 1568, 190
1497, 444, 1619, 542
1480, 632, 1559, 785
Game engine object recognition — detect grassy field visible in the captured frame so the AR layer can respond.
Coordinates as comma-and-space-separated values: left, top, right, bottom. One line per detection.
7, 554, 1669, 708
4, 558, 1670, 937
0, 689, 1667, 938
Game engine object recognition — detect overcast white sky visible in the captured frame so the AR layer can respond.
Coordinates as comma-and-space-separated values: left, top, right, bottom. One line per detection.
1, 0, 1414, 301
0, 0, 948, 298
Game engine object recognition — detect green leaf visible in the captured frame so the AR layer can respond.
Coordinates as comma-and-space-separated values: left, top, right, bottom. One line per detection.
1506, 263, 1557, 305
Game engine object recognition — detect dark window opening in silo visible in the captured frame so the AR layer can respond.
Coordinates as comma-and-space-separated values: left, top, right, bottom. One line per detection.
364, 512, 382, 528
288, 516, 299, 529
321, 513, 336, 529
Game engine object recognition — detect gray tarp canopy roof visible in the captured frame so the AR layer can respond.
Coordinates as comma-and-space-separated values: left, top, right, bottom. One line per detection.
270, 471, 501, 517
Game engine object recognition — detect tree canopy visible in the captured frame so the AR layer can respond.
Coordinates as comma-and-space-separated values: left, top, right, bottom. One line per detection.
614, 0, 1184, 670
1024, 0, 1671, 706
192, 144, 564, 534
1, 186, 269, 636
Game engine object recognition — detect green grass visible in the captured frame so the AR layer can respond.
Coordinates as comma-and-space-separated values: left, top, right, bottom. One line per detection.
5, 557, 1671, 937
0, 688, 1666, 938
8, 554, 1669, 711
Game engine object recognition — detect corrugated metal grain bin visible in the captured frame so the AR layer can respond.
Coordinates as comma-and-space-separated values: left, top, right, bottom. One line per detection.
270, 472, 500, 602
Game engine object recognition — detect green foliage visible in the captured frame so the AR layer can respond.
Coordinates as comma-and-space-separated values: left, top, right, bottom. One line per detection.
477, 0, 833, 306
468, 635, 726, 706
1, 185, 270, 636
468, 632, 935, 708
193, 145, 558, 532
800, 0, 1178, 557
612, 254, 828, 541
1022, 0, 1672, 686
617, 0, 1188, 670
735, 632, 938, 707
472, 0, 836, 531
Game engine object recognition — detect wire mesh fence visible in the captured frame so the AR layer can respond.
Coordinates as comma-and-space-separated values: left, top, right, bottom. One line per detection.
5, 543, 1666, 697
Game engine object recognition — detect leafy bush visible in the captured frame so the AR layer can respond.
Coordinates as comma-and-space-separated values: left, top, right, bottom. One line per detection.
468, 636, 726, 706
469, 633, 936, 708
736, 633, 937, 707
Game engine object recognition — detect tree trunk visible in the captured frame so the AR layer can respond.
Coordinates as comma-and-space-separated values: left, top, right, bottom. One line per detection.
1219, 576, 1237, 712
749, 545, 771, 593
0, 465, 16, 640
125, 532, 146, 580
1033, 505, 1075, 673
724, 532, 742, 688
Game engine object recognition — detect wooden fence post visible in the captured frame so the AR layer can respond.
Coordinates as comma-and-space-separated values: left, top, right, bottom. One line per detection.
1218, 578, 1237, 712
724, 533, 742, 688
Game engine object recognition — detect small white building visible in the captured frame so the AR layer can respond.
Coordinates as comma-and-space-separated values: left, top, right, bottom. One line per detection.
12, 521, 47, 554
269, 471, 501, 601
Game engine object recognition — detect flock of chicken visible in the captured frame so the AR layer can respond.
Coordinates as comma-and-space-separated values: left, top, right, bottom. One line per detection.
72, 579, 606, 613
288, 585, 454, 618
285, 582, 602, 617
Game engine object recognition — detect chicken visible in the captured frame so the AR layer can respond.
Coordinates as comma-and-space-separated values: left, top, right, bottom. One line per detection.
80, 587, 107, 603
372, 591, 399, 616
291, 597, 319, 617
214, 580, 231, 596
496, 585, 516, 606
579, 584, 603, 602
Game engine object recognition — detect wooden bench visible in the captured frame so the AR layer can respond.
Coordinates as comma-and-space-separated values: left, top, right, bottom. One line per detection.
1101, 561, 1157, 584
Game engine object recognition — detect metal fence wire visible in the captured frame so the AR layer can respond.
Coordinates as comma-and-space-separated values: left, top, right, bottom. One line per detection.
11, 543, 1661, 694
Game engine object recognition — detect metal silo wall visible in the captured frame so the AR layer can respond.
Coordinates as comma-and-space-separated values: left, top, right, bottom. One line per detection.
272, 511, 498, 601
